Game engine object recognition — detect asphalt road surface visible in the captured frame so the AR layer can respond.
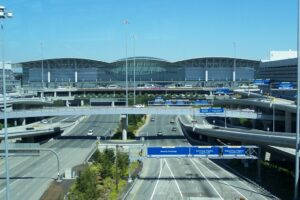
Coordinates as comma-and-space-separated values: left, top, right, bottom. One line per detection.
125, 115, 275, 200
0, 115, 120, 200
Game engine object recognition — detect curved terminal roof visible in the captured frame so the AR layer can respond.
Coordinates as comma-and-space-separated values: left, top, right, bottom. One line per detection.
18, 56, 259, 66
114, 56, 168, 63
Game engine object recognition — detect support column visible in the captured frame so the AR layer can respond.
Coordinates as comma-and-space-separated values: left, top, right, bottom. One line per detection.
19, 118, 26, 126
205, 70, 208, 82
41, 92, 44, 98
121, 115, 127, 141
68, 91, 71, 97
54, 92, 57, 98
75, 71, 78, 83
285, 111, 292, 133
47, 71, 50, 83
81, 100, 84, 106
233, 71, 236, 82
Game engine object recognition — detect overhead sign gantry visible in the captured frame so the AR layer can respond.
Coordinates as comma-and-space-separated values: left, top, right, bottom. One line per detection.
147, 146, 258, 159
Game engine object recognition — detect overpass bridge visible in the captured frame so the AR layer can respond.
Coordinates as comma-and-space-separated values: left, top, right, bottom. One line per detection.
0, 106, 279, 120
179, 115, 295, 148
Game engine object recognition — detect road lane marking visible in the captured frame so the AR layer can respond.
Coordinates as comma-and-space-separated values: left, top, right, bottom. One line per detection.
150, 158, 163, 200
194, 159, 248, 200
208, 160, 269, 200
189, 159, 224, 200
164, 158, 184, 199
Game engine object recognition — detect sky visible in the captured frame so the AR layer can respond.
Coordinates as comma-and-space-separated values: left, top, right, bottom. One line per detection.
0, 0, 298, 63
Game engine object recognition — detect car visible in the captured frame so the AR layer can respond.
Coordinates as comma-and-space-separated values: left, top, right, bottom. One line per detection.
150, 117, 155, 121
157, 131, 163, 136
41, 119, 48, 124
171, 127, 177, 131
134, 104, 145, 108
87, 129, 94, 136
212, 126, 220, 129
170, 119, 175, 124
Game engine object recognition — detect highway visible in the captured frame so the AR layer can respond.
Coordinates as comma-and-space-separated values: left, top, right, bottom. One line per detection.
0, 115, 120, 200
125, 115, 275, 200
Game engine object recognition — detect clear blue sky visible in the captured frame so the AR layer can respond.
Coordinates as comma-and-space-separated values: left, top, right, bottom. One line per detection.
1, 0, 298, 62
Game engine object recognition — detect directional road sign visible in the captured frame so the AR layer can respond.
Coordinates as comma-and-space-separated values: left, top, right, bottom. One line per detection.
190, 146, 219, 157
147, 146, 189, 157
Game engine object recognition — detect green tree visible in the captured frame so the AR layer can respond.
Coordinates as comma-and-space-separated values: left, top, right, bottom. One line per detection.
98, 148, 115, 178
117, 151, 129, 178
70, 166, 99, 200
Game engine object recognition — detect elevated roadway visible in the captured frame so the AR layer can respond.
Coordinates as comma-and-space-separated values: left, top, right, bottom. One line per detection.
179, 115, 295, 148
0, 106, 278, 120
0, 116, 81, 139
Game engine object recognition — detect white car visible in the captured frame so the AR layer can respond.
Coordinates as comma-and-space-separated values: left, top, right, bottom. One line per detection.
41, 119, 48, 124
134, 104, 145, 108
87, 130, 93, 136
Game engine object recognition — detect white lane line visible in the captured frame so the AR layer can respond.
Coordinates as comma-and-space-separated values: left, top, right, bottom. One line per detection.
164, 159, 184, 199
208, 160, 269, 200
150, 159, 163, 200
194, 159, 248, 200
190, 159, 224, 200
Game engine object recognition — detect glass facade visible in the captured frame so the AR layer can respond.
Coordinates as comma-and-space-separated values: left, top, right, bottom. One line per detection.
256, 58, 297, 83
0, 69, 20, 93
18, 57, 259, 89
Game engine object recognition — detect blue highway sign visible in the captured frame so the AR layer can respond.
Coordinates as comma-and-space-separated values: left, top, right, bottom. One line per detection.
223, 146, 246, 157
190, 146, 219, 157
147, 147, 190, 157
200, 107, 224, 114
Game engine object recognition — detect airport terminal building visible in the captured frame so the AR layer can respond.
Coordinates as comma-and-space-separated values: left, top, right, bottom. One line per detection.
15, 57, 259, 90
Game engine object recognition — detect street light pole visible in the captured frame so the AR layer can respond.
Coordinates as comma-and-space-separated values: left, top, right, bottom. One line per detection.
133, 34, 136, 105
41, 42, 44, 88
0, 6, 13, 200
295, 0, 300, 199
272, 101, 275, 133
123, 20, 129, 107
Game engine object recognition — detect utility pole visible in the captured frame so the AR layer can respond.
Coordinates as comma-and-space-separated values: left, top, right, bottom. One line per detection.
115, 144, 119, 191
295, 0, 300, 199
0, 5, 13, 200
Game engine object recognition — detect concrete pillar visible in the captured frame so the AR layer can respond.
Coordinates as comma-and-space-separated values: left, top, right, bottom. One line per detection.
233, 71, 236, 82
66, 100, 69, 107
81, 100, 84, 106
112, 101, 115, 107
54, 92, 57, 98
122, 129, 127, 141
41, 92, 44, 98
75, 71, 78, 83
121, 115, 127, 141
205, 70, 208, 82
48, 71, 50, 83
285, 111, 292, 133
19, 118, 26, 126
68, 91, 71, 97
